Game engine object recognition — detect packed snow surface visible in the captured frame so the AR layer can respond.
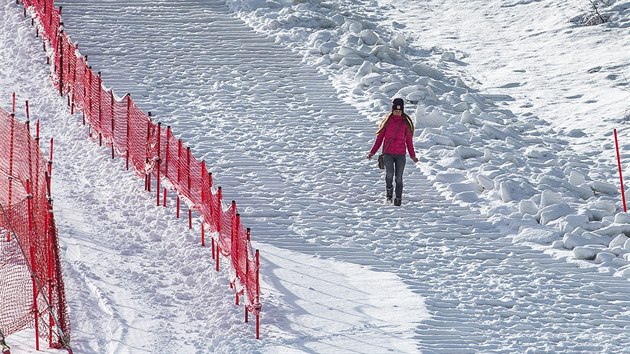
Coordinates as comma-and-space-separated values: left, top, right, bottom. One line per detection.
2, 0, 630, 353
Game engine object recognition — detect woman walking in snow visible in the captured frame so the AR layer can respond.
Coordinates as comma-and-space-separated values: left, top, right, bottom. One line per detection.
367, 98, 418, 206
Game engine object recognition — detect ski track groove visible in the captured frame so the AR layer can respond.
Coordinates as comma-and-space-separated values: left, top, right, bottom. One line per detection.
52, 0, 630, 352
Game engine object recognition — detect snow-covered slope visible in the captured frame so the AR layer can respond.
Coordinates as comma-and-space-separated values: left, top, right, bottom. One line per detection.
227, 0, 630, 275
2, 0, 630, 352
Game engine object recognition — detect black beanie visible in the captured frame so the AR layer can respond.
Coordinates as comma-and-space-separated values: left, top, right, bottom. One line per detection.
392, 98, 404, 112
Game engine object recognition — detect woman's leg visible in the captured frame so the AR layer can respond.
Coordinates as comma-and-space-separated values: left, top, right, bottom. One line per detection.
394, 155, 406, 202
384, 154, 395, 201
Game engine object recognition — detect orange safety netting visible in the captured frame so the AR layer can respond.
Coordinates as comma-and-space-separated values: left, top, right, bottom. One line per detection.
0, 107, 70, 349
21, 0, 262, 338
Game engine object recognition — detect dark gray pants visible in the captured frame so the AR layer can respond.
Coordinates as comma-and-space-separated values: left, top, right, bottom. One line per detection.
383, 154, 406, 199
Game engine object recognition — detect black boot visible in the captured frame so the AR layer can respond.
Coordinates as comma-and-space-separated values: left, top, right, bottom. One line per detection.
394, 198, 402, 206
386, 188, 393, 203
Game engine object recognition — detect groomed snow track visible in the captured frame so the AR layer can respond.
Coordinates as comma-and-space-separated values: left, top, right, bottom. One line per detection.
15, 0, 630, 352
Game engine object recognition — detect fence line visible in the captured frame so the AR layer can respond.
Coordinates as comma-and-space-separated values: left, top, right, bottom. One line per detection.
0, 102, 71, 352
19, 0, 262, 338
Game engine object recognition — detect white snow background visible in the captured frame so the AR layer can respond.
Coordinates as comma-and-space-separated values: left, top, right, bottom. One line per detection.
2, 0, 630, 353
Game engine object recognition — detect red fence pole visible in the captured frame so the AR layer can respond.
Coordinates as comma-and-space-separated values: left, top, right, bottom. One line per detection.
215, 187, 223, 270
156, 122, 161, 206
187, 147, 191, 193
177, 139, 182, 185
35, 119, 40, 199
65, 33, 71, 93
81, 57, 88, 124
45, 172, 50, 198
615, 129, 627, 212
200, 222, 205, 247
233, 211, 240, 306
163, 126, 171, 207
12, 92, 15, 113
25, 180, 40, 351
48, 138, 53, 194
111, 91, 115, 159
87, 67, 92, 126
46, 176, 54, 347
26, 121, 34, 200
230, 200, 238, 300
176, 139, 182, 218
200, 161, 208, 247
7, 114, 15, 241
208, 172, 214, 218
245, 276, 249, 322
145, 115, 152, 192
245, 227, 251, 323
26, 108, 33, 191
125, 94, 130, 170
71, 52, 77, 115
98, 72, 102, 146
255, 249, 260, 339
187, 147, 192, 229
58, 30, 64, 96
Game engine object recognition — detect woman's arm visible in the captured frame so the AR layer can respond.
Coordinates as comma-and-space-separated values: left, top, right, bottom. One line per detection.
406, 128, 418, 162
368, 130, 386, 157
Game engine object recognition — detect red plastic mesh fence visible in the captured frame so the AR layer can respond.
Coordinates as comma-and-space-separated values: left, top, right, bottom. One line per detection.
20, 0, 262, 337
0, 107, 70, 349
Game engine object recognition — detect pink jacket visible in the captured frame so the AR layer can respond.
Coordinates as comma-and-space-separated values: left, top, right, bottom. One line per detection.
370, 114, 416, 159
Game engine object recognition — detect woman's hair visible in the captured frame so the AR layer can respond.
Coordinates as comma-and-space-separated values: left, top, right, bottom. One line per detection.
401, 113, 414, 135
